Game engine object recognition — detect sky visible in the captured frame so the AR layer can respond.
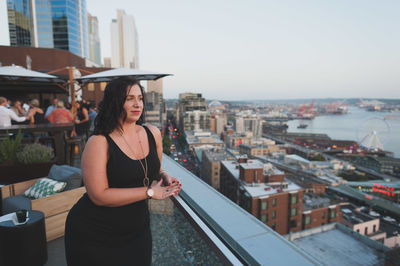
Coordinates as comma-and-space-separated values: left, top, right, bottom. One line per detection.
0, 0, 399, 100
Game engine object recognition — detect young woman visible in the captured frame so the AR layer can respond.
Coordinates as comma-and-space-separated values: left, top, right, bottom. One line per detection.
64, 77, 181, 265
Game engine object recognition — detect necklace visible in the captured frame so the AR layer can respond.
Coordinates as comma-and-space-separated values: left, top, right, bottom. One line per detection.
120, 128, 150, 187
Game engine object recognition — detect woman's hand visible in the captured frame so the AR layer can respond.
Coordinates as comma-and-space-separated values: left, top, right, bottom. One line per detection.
151, 179, 181, 200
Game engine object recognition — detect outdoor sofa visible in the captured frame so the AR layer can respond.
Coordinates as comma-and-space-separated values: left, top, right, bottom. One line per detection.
1, 165, 86, 241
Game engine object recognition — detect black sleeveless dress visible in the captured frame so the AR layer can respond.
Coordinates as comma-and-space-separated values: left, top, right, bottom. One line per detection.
65, 126, 160, 266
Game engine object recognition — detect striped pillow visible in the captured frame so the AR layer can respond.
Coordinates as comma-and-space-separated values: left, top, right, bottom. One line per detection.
24, 178, 67, 199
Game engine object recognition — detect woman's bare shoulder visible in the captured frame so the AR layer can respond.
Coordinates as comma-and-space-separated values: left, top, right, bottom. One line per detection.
86, 135, 108, 150
145, 124, 161, 138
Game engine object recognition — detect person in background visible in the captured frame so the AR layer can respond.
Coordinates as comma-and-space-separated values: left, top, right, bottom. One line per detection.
47, 100, 74, 124
10, 100, 26, 117
87, 103, 97, 132
28, 99, 45, 124
0, 97, 31, 127
44, 97, 58, 118
74, 101, 90, 138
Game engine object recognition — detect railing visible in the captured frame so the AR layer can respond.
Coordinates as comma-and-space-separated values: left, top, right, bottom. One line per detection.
162, 155, 320, 265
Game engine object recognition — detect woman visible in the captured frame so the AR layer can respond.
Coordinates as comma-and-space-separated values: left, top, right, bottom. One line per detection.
47, 101, 74, 124
27, 99, 45, 124
65, 77, 181, 265
74, 101, 90, 137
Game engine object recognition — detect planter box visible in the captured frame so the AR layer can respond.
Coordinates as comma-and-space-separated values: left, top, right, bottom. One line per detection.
0, 162, 54, 185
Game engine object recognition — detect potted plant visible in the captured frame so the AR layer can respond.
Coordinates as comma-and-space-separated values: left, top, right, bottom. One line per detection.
0, 131, 55, 184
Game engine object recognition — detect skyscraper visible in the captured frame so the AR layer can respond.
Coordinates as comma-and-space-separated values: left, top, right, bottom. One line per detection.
7, 0, 88, 58
88, 12, 101, 65
7, 0, 34, 47
110, 10, 139, 69
51, 0, 88, 58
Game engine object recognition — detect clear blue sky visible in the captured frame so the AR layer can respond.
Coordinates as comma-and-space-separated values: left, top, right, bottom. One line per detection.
1, 0, 399, 100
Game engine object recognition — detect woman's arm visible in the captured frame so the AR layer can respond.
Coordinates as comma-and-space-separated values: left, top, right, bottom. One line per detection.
82, 135, 179, 207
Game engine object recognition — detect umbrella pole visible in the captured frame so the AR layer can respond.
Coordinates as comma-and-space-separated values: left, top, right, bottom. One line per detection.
68, 66, 76, 119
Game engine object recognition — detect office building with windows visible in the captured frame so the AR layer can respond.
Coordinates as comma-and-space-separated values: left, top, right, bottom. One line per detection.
7, 0, 88, 58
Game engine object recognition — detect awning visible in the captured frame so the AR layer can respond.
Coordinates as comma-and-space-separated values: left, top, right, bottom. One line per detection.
76, 68, 172, 84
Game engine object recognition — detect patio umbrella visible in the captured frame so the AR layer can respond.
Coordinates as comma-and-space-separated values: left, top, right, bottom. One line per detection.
0, 65, 66, 93
76, 68, 172, 84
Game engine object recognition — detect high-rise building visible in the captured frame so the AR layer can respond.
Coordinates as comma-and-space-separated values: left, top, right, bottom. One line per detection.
110, 10, 139, 68
144, 79, 166, 130
178, 93, 210, 132
51, 0, 88, 58
7, 0, 36, 47
7, 0, 88, 58
87, 13, 101, 65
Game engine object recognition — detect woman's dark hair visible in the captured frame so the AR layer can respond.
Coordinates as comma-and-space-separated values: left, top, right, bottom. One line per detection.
93, 77, 146, 136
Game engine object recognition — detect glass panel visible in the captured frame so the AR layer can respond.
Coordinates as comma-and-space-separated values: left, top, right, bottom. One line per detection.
149, 198, 224, 265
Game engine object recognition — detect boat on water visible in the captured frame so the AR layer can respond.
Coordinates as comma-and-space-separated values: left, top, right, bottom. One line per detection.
297, 124, 308, 129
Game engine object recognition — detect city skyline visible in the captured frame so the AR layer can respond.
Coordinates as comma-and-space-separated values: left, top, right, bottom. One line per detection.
0, 0, 399, 100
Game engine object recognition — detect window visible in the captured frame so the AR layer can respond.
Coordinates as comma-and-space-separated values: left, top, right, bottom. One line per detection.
271, 222, 276, 230
272, 198, 277, 207
322, 211, 326, 219
261, 214, 268, 223
330, 210, 336, 218
291, 195, 297, 204
261, 201, 268, 211
356, 229, 360, 233
373, 225, 376, 233
100, 82, 107, 91
87, 83, 94, 91
272, 210, 276, 219
304, 216, 311, 225
290, 208, 297, 217
289, 220, 297, 228
364, 227, 368, 235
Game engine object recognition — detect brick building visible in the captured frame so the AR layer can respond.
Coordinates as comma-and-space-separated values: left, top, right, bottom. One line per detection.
220, 158, 304, 235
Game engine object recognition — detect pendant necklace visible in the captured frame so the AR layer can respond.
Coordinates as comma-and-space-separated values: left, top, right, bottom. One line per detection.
120, 128, 150, 187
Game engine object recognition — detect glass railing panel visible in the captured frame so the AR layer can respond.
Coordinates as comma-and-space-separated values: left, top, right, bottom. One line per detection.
149, 197, 225, 265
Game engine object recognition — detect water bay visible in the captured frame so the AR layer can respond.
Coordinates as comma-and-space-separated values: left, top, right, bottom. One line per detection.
287, 107, 400, 158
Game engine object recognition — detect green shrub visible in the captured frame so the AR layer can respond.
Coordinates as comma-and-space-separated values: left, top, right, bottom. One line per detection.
16, 143, 54, 164
0, 131, 22, 164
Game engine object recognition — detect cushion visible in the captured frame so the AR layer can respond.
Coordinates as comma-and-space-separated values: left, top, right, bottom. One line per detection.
48, 164, 82, 190
48, 164, 81, 180
2, 195, 31, 215
24, 178, 67, 199
63, 173, 83, 190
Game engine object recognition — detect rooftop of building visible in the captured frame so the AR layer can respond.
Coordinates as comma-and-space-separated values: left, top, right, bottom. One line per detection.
203, 148, 232, 162
303, 193, 339, 211
340, 204, 378, 225
286, 223, 389, 266
285, 154, 311, 164
239, 159, 265, 170
221, 160, 301, 198
243, 181, 301, 198
185, 130, 224, 146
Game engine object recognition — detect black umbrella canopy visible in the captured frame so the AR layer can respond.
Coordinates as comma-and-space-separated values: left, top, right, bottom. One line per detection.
76, 68, 172, 84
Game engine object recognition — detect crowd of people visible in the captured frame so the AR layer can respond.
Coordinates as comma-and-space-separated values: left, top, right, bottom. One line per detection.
0, 96, 97, 138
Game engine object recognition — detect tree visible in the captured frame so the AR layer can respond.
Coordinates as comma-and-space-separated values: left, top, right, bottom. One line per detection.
163, 136, 171, 155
